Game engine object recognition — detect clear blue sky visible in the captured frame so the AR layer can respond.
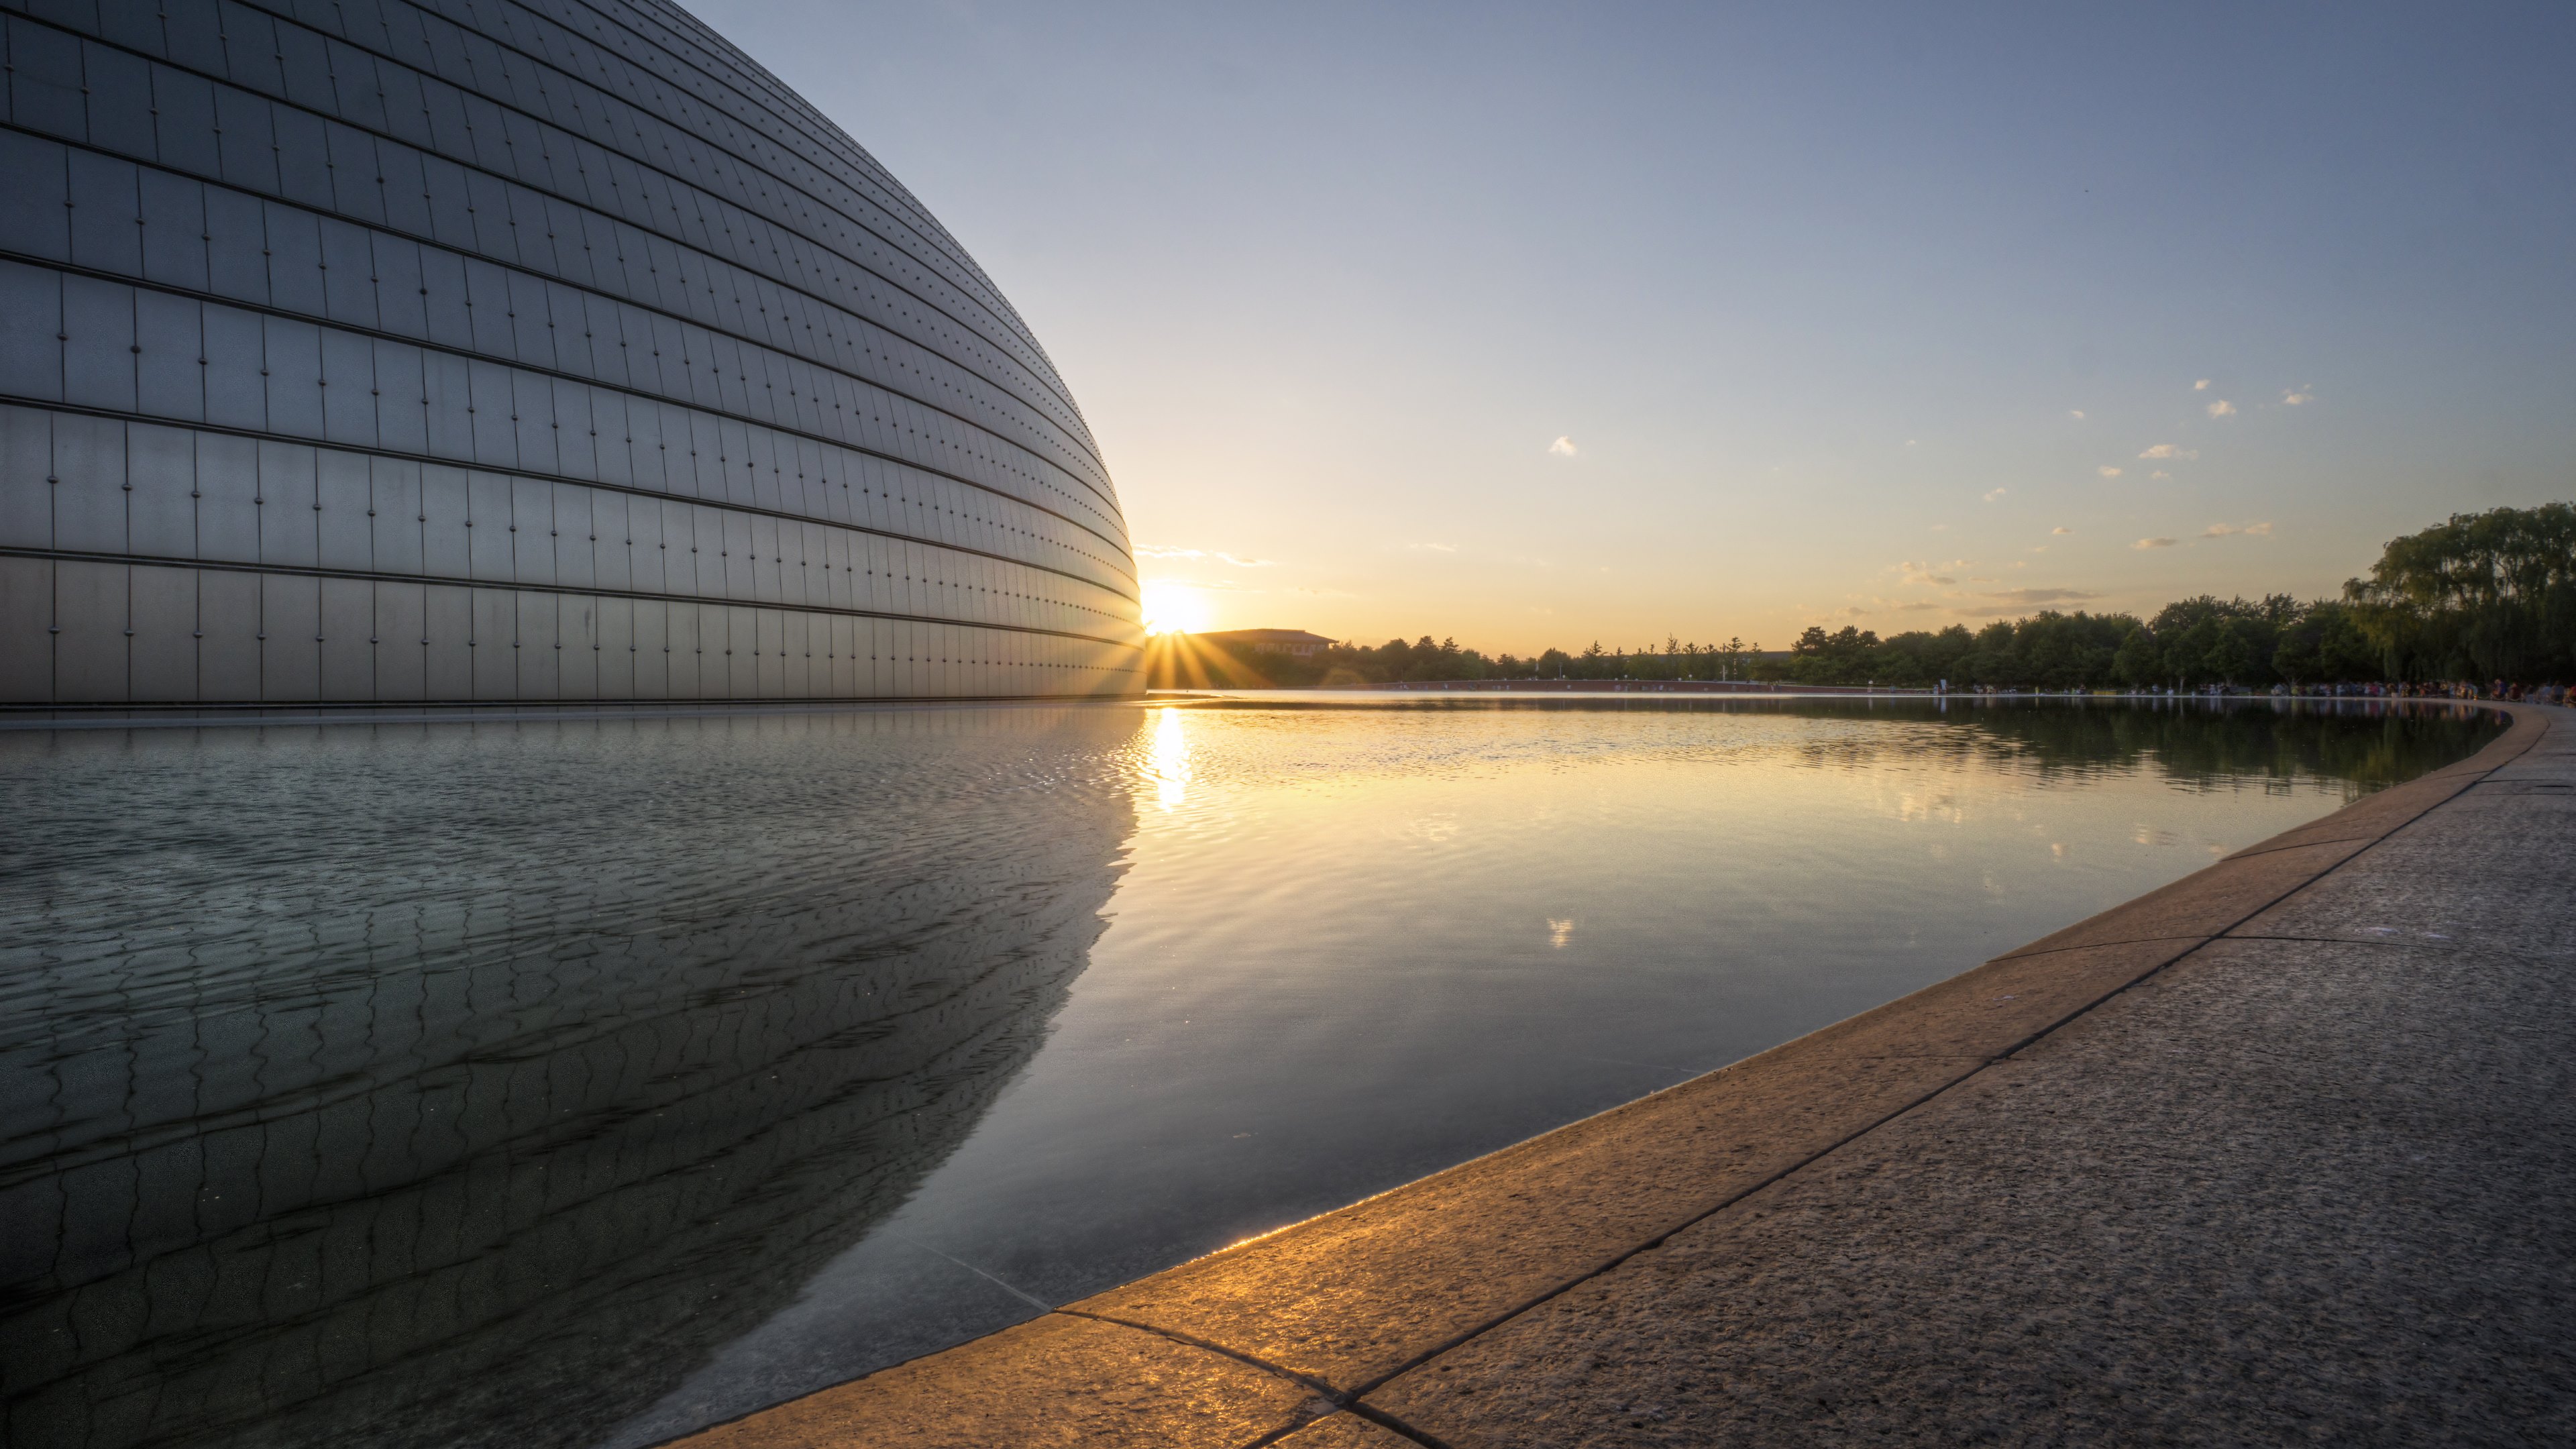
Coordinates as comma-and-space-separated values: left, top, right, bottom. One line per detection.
696, 1, 2575, 650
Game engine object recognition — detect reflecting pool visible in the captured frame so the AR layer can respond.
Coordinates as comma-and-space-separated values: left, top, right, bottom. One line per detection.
0, 697, 2498, 1448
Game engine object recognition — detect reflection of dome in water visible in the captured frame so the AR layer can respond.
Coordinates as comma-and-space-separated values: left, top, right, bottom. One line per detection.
0, 710, 1137, 1448
0, 0, 1142, 707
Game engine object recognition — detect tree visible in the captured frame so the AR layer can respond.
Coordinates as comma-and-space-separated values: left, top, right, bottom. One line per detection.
2346, 503, 2576, 681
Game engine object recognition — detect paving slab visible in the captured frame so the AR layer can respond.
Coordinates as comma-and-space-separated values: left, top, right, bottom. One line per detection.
659, 1313, 1322, 1449
1265, 1411, 1419, 1447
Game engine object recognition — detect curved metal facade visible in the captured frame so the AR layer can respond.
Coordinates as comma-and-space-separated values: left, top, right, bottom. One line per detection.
0, 0, 1144, 707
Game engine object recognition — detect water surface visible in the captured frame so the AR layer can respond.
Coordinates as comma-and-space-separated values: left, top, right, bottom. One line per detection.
0, 697, 2496, 1448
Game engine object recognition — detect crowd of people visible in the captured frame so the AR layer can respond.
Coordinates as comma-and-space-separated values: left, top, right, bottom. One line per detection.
2282, 681, 2568, 702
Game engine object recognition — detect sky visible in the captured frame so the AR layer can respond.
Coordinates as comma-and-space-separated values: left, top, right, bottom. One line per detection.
694, 1, 2576, 653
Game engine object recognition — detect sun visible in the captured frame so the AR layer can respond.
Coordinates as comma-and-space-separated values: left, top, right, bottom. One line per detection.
1140, 580, 1214, 635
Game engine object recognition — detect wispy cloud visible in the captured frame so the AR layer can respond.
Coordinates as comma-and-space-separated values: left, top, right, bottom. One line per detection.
2135, 537, 2178, 550
2052, 526, 2074, 535
1947, 586, 2104, 616
1898, 561, 1957, 586
2098, 465, 2123, 478
2151, 470, 2171, 480
1983, 487, 2008, 502
2201, 521, 2275, 539
2206, 399, 2237, 418
2194, 379, 2211, 390
2068, 409, 2086, 420
1407, 541, 1458, 553
1982, 587, 2100, 606
2282, 387, 2313, 405
1548, 435, 1578, 456
1138, 543, 1281, 567
2137, 443, 2199, 460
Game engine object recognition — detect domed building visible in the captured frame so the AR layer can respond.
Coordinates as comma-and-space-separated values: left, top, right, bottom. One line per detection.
0, 0, 1143, 708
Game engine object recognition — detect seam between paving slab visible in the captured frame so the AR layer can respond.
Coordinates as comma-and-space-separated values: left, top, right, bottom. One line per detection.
658, 704, 2543, 1449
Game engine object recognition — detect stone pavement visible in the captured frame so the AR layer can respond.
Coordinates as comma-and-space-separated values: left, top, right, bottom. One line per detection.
671, 704, 2570, 1448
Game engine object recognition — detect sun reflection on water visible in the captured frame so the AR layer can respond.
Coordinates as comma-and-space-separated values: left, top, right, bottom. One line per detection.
1148, 706, 1191, 811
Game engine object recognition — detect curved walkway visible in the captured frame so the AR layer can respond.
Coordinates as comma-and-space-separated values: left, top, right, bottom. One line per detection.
672, 704, 2571, 1447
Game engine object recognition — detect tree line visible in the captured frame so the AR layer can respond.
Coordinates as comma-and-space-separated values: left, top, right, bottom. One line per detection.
1148, 502, 2576, 691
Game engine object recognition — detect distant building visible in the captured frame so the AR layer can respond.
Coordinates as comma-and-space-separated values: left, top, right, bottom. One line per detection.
1197, 629, 1338, 659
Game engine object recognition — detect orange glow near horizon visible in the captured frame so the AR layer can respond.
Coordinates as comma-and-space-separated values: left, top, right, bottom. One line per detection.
1141, 580, 1215, 635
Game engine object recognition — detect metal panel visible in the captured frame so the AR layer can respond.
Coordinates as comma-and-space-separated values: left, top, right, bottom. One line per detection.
513, 591, 558, 699
373, 340, 428, 455
202, 187, 268, 303
318, 576, 372, 698
749, 515, 780, 603
629, 596, 666, 697
320, 329, 378, 447
83, 39, 155, 161
50, 412, 128, 556
553, 482, 595, 588
0, 130, 70, 263
373, 237, 427, 339
421, 350, 474, 459
128, 564, 199, 702
263, 203, 326, 320
469, 588, 515, 698
620, 491, 659, 593
195, 566, 261, 702
318, 219, 378, 329
552, 377, 597, 481
370, 458, 425, 576
60, 274, 136, 413
372, 580, 427, 700
421, 583, 472, 699
66, 149, 142, 277
589, 490, 629, 591
148, 61, 221, 181
259, 572, 322, 700
717, 603, 749, 698
596, 596, 633, 698
125, 423, 198, 559
467, 360, 517, 465
315, 449, 372, 570
133, 290, 204, 423
0, 556, 52, 702
0, 406, 51, 550
753, 607, 782, 698
509, 475, 554, 585
256, 441, 319, 568
466, 471, 513, 581
200, 305, 266, 429
780, 610, 809, 698
557, 593, 597, 700
660, 599, 696, 700
261, 316, 325, 439
7, 16, 87, 140
511, 370, 557, 477
193, 432, 260, 563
